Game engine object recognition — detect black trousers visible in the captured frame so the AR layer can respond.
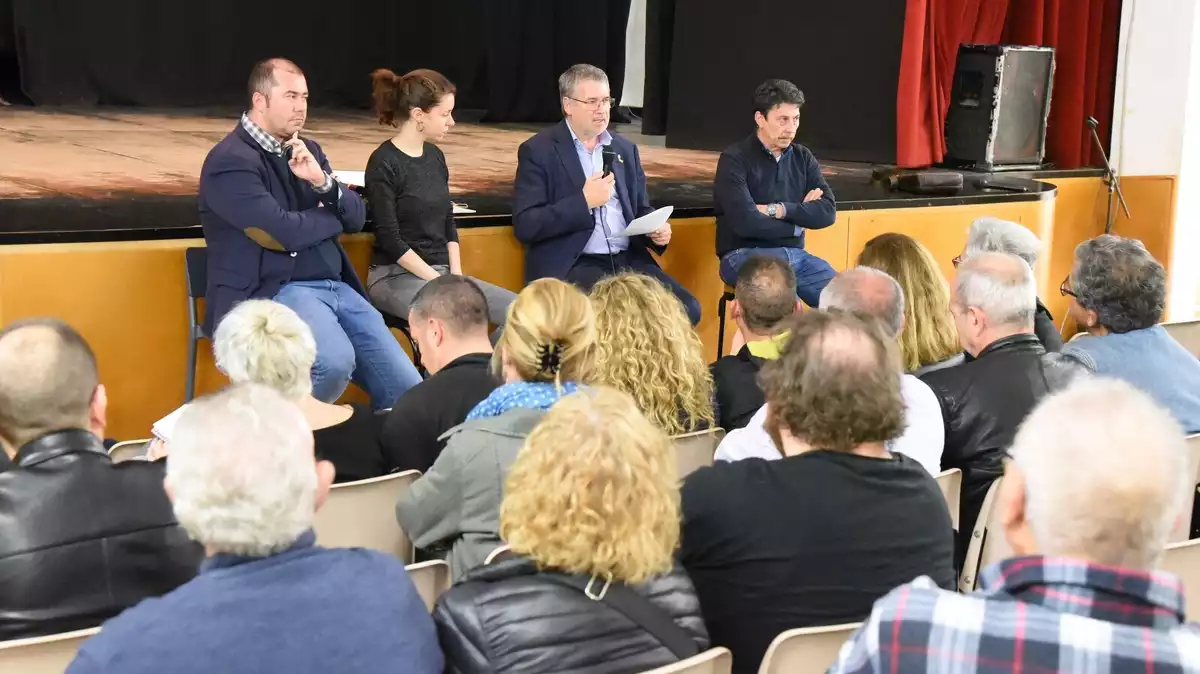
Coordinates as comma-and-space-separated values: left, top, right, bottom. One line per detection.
566, 253, 701, 325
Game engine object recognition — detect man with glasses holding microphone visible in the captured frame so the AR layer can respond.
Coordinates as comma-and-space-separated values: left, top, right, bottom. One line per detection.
512, 64, 700, 324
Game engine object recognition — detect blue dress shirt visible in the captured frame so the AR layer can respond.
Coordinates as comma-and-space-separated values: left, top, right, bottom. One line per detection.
568, 124, 629, 254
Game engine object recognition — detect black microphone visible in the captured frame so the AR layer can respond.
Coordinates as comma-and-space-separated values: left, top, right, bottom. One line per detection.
602, 148, 618, 177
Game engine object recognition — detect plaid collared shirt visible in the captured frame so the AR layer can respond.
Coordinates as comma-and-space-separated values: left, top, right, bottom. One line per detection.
240, 112, 285, 156
240, 113, 334, 193
829, 555, 1200, 674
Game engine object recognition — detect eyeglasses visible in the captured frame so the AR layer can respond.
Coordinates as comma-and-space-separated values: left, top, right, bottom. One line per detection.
1060, 275, 1077, 298
952, 255, 963, 268
566, 96, 615, 110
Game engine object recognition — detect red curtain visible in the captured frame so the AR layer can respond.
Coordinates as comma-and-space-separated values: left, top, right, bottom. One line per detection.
896, 0, 1122, 168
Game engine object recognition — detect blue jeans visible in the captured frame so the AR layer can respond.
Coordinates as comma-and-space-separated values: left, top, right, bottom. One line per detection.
719, 247, 836, 308
273, 280, 422, 409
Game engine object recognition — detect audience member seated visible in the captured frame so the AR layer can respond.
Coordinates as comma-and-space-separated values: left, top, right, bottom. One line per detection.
0, 318, 201, 640
710, 255, 800, 430
830, 378, 1200, 673
381, 276, 499, 472
1061, 234, 1200, 432
590, 273, 715, 435
435, 387, 709, 673
396, 278, 596, 580
857, 233, 963, 375
182, 299, 390, 482
716, 267, 944, 474
959, 216, 1062, 353
68, 384, 442, 674
921, 253, 1085, 566
681, 310, 955, 674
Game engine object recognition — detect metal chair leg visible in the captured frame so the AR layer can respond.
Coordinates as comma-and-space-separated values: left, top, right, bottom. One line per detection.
185, 336, 197, 402
716, 293, 729, 360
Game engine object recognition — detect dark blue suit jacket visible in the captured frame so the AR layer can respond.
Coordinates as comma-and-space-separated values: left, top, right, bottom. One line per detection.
197, 125, 367, 333
512, 120, 665, 282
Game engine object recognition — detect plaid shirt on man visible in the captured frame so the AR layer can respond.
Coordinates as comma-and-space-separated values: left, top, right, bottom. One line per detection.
239, 113, 333, 193
829, 555, 1200, 674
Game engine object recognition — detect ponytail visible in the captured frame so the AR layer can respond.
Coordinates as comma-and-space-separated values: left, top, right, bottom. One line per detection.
369, 67, 457, 128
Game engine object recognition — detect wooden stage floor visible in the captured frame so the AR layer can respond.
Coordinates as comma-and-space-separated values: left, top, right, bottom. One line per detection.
0, 107, 722, 237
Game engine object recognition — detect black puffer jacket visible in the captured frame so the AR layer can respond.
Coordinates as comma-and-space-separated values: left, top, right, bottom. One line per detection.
0, 430, 203, 639
434, 556, 710, 673
921, 334, 1085, 565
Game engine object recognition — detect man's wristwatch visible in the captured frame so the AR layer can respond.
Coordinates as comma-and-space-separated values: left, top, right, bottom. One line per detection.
766, 203, 779, 218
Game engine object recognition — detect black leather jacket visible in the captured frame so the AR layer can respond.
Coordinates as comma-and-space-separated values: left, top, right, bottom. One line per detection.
434, 556, 710, 673
0, 429, 203, 640
921, 334, 1075, 562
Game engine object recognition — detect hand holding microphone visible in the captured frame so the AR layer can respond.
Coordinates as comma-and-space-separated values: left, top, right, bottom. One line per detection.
583, 171, 616, 209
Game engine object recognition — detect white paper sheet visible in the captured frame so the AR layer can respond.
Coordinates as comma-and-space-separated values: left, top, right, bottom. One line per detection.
612, 205, 673, 238
151, 404, 188, 443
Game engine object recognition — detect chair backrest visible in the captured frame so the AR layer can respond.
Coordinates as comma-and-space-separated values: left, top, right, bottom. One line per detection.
756, 623, 861, 674
639, 647, 733, 674
0, 626, 100, 673
312, 470, 421, 563
959, 477, 1010, 592
1170, 434, 1200, 542
107, 439, 150, 463
934, 468, 962, 531
184, 247, 207, 300
674, 428, 727, 481
1163, 319, 1200, 359
1160, 539, 1200, 620
406, 560, 452, 614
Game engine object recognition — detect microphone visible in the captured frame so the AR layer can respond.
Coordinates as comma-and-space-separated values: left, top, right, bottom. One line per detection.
1086, 115, 1099, 130
602, 148, 618, 177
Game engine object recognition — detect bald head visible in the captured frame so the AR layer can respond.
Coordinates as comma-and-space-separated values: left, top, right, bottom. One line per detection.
0, 319, 102, 454
759, 310, 904, 454
819, 267, 905, 337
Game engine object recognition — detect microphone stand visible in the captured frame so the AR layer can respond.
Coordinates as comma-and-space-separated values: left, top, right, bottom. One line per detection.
1087, 115, 1130, 234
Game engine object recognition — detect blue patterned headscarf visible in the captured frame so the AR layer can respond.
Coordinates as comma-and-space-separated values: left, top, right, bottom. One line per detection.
465, 381, 580, 421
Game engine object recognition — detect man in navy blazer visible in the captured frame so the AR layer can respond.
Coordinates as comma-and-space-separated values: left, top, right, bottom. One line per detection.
197, 58, 421, 409
512, 64, 700, 324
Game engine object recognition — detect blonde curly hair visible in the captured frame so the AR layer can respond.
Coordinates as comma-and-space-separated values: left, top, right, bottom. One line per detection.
495, 278, 597, 385
589, 273, 714, 435
500, 387, 679, 584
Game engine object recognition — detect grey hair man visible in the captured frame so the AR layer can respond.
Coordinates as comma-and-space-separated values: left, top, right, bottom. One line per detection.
960, 217, 1062, 352
1061, 234, 1200, 433
68, 383, 444, 674
718, 266, 946, 474
513, 63, 697, 324
829, 377, 1199, 674
0, 318, 200, 640
382, 275, 501, 473
922, 252, 1086, 567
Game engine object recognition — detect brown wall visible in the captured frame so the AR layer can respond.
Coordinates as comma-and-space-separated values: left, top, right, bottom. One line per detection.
24, 175, 1196, 440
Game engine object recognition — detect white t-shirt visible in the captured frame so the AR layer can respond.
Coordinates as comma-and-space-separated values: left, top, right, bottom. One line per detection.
714, 374, 945, 475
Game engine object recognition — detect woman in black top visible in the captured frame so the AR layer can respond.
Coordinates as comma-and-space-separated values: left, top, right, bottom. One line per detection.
364, 68, 515, 335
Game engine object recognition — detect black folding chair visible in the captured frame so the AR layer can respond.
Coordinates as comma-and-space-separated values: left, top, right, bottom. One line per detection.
184, 247, 208, 402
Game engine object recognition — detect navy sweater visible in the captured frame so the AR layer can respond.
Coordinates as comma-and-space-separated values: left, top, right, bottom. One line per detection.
67, 531, 444, 674
713, 135, 837, 258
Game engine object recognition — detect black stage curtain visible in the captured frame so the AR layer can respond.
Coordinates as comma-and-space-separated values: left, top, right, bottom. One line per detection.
10, 0, 630, 122
664, 0, 907, 163
641, 0, 675, 135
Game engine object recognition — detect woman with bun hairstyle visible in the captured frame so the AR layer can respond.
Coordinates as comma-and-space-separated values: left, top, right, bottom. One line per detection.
365, 68, 515, 336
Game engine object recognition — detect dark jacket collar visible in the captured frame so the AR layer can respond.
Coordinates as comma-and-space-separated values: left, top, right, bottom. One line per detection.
441, 352, 493, 373
976, 333, 1045, 360
14, 429, 107, 468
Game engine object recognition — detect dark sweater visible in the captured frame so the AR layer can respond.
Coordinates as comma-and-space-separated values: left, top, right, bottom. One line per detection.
381, 353, 499, 473
262, 151, 343, 281
713, 135, 837, 258
680, 451, 955, 674
313, 404, 388, 483
364, 141, 457, 267
710, 346, 767, 431
66, 531, 444, 674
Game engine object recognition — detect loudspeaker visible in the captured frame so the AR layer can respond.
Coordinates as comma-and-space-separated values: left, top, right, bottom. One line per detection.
944, 45, 1055, 171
